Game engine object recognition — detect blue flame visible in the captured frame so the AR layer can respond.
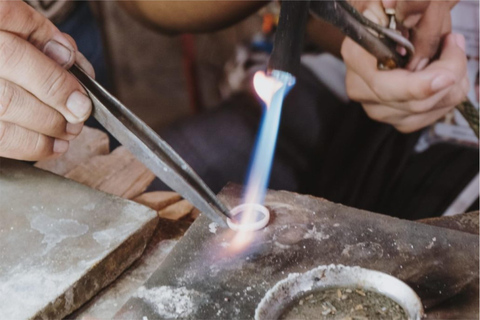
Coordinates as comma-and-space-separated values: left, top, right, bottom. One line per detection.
243, 70, 296, 206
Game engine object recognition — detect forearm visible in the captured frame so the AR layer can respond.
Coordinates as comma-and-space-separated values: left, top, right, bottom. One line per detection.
120, 1, 267, 34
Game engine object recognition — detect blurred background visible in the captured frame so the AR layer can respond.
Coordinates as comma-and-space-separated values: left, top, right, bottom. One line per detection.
93, 2, 264, 132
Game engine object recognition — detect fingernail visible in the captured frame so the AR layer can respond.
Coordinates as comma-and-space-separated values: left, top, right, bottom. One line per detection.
66, 91, 92, 120
431, 75, 455, 92
415, 58, 429, 71
76, 51, 96, 79
43, 40, 73, 67
66, 122, 84, 135
53, 139, 69, 153
455, 34, 466, 52
403, 14, 422, 28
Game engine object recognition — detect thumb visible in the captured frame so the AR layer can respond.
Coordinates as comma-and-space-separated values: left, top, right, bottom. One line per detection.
0, 2, 76, 66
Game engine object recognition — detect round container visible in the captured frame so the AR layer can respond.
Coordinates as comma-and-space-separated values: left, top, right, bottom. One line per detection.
255, 264, 424, 320
227, 203, 270, 232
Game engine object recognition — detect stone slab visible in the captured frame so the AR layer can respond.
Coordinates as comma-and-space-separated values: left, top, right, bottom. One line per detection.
70, 219, 190, 319
115, 184, 479, 319
0, 159, 158, 319
419, 211, 479, 235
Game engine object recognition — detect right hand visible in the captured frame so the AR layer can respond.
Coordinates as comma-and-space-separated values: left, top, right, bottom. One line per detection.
0, 0, 95, 161
342, 1, 468, 133
382, 0, 459, 71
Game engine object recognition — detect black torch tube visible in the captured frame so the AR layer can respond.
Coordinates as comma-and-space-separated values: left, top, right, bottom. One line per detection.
268, 0, 311, 76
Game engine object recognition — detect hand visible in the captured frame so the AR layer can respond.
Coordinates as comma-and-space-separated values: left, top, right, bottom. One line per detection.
341, 1, 468, 133
342, 32, 468, 133
0, 1, 94, 161
382, 0, 458, 71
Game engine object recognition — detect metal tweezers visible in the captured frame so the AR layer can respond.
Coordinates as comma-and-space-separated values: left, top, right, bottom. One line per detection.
70, 65, 231, 227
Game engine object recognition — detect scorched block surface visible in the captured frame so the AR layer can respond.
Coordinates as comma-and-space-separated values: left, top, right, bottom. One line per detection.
115, 184, 478, 319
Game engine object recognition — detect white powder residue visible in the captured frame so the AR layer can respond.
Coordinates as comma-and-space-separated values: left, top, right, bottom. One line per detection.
303, 225, 330, 241
426, 237, 437, 249
220, 241, 230, 248
82, 203, 96, 211
208, 222, 219, 234
93, 222, 137, 248
341, 242, 383, 259
134, 286, 206, 319
0, 265, 73, 319
30, 214, 89, 253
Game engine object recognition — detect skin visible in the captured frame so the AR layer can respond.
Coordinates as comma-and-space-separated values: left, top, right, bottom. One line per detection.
119, 1, 267, 35
342, 0, 468, 133
0, 0, 468, 160
0, 0, 94, 160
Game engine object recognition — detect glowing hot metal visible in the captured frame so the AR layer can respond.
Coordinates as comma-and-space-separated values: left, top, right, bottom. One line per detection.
227, 203, 270, 232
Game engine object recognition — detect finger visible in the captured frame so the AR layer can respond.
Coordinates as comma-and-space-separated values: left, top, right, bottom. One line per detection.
395, 0, 430, 23
382, 0, 396, 9
431, 75, 469, 109
345, 69, 380, 104
60, 33, 78, 51
347, 65, 465, 114
0, 1, 76, 67
364, 101, 452, 133
379, 73, 466, 113
0, 32, 92, 123
406, 5, 452, 70
0, 121, 69, 161
395, 104, 455, 133
75, 51, 95, 79
342, 37, 456, 102
362, 102, 409, 124
62, 33, 95, 78
0, 79, 83, 140
426, 33, 467, 77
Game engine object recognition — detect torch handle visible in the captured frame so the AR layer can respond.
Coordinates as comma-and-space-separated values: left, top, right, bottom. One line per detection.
268, 0, 311, 75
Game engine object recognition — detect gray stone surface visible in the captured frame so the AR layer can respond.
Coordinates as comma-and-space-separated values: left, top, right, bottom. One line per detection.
115, 184, 478, 319
0, 159, 158, 319
71, 219, 190, 319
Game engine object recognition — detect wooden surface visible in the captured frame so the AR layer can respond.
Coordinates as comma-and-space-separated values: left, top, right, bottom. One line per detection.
35, 127, 109, 176
133, 191, 182, 211
35, 126, 196, 222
